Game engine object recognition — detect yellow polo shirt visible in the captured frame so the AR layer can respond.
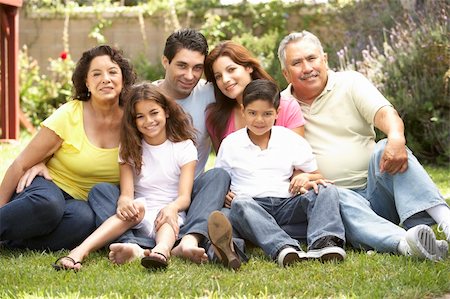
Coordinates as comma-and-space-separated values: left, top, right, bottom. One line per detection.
41, 100, 120, 200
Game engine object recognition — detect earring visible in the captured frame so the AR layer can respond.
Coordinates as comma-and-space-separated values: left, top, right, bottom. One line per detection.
86, 90, 91, 98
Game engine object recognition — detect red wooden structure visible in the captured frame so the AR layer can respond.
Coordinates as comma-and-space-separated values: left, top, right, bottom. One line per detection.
0, 0, 22, 141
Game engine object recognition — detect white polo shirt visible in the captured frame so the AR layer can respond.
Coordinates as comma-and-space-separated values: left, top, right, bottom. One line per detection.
215, 126, 317, 198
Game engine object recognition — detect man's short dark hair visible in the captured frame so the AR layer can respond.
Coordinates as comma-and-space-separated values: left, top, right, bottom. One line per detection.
163, 28, 208, 63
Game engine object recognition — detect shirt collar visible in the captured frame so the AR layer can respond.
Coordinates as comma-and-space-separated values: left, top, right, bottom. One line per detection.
237, 127, 281, 150
321, 69, 336, 96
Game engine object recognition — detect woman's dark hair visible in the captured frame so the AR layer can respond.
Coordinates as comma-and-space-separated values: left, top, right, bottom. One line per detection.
120, 82, 197, 174
243, 79, 281, 110
204, 41, 275, 146
72, 45, 136, 106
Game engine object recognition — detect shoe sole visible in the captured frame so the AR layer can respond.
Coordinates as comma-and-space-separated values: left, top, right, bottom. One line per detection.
141, 255, 168, 270
207, 211, 241, 270
405, 225, 438, 261
278, 249, 308, 267
307, 246, 346, 262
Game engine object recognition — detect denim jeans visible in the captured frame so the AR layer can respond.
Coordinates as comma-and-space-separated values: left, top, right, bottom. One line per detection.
178, 168, 230, 241
339, 138, 446, 252
228, 185, 345, 259
0, 176, 96, 250
89, 168, 231, 249
88, 182, 156, 248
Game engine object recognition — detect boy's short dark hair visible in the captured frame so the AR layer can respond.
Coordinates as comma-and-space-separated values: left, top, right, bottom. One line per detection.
163, 28, 208, 63
242, 79, 281, 110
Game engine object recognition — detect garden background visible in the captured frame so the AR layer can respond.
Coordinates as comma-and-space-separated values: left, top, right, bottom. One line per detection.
1, 0, 449, 298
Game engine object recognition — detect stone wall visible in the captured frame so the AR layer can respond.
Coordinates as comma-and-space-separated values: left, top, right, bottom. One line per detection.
19, 9, 174, 74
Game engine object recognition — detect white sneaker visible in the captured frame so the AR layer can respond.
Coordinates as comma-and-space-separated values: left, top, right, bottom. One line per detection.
307, 246, 346, 261
436, 239, 449, 261
306, 236, 346, 262
405, 225, 439, 261
277, 247, 307, 267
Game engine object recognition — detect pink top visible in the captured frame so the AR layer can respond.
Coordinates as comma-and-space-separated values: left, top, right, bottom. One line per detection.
207, 96, 306, 147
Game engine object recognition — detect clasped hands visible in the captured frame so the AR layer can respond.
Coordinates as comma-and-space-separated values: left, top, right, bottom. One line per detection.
289, 173, 331, 195
116, 198, 180, 237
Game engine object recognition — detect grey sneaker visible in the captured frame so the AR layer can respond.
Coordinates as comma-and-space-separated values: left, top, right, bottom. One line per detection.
307, 236, 346, 262
277, 247, 307, 267
405, 225, 440, 261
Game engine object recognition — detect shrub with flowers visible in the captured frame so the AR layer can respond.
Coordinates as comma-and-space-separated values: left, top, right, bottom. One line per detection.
19, 46, 75, 127
337, 2, 449, 165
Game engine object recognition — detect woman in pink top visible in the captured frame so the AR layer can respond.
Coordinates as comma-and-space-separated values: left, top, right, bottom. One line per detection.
204, 41, 305, 153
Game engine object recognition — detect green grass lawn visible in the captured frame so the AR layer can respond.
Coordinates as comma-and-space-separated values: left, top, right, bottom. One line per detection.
1, 133, 449, 298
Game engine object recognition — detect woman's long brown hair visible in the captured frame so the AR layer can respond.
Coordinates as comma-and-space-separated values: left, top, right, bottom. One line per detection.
204, 41, 275, 149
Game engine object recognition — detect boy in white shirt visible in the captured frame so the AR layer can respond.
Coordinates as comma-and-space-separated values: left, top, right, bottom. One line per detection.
213, 79, 346, 267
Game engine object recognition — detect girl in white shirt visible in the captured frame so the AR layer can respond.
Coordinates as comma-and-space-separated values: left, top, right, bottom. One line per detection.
52, 82, 197, 271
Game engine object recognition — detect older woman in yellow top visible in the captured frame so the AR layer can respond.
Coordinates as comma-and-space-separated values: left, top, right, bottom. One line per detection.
0, 45, 136, 250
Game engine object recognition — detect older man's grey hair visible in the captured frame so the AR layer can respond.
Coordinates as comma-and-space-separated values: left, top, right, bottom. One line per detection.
277, 31, 324, 70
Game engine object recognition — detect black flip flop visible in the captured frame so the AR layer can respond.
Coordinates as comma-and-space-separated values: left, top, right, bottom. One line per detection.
141, 252, 168, 270
52, 256, 82, 271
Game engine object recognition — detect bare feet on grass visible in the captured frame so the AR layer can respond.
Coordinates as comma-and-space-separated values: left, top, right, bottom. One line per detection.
144, 244, 171, 261
55, 246, 86, 270
171, 234, 208, 264
109, 243, 145, 265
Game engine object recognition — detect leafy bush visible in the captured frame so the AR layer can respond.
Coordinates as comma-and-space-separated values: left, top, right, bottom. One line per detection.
19, 46, 74, 127
200, 0, 289, 87
133, 53, 165, 82
337, 2, 449, 165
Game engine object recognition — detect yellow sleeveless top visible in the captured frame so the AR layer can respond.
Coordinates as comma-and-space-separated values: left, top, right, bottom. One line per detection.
41, 100, 120, 200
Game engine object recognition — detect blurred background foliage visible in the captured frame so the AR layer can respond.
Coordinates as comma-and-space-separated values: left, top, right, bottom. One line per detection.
20, 0, 449, 165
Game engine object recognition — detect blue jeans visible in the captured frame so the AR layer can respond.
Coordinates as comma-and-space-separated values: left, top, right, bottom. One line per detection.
89, 168, 231, 248
88, 182, 156, 248
0, 176, 96, 250
340, 139, 446, 252
228, 185, 345, 259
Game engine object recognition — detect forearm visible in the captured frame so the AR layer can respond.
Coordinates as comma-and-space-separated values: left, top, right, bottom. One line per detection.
173, 160, 195, 212
118, 163, 135, 201
0, 162, 25, 206
374, 106, 409, 173
171, 195, 191, 212
374, 106, 405, 144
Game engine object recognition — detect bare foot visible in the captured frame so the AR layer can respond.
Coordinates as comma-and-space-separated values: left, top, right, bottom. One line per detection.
109, 243, 145, 265
171, 234, 208, 264
141, 250, 169, 269
146, 244, 170, 260
56, 246, 86, 270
